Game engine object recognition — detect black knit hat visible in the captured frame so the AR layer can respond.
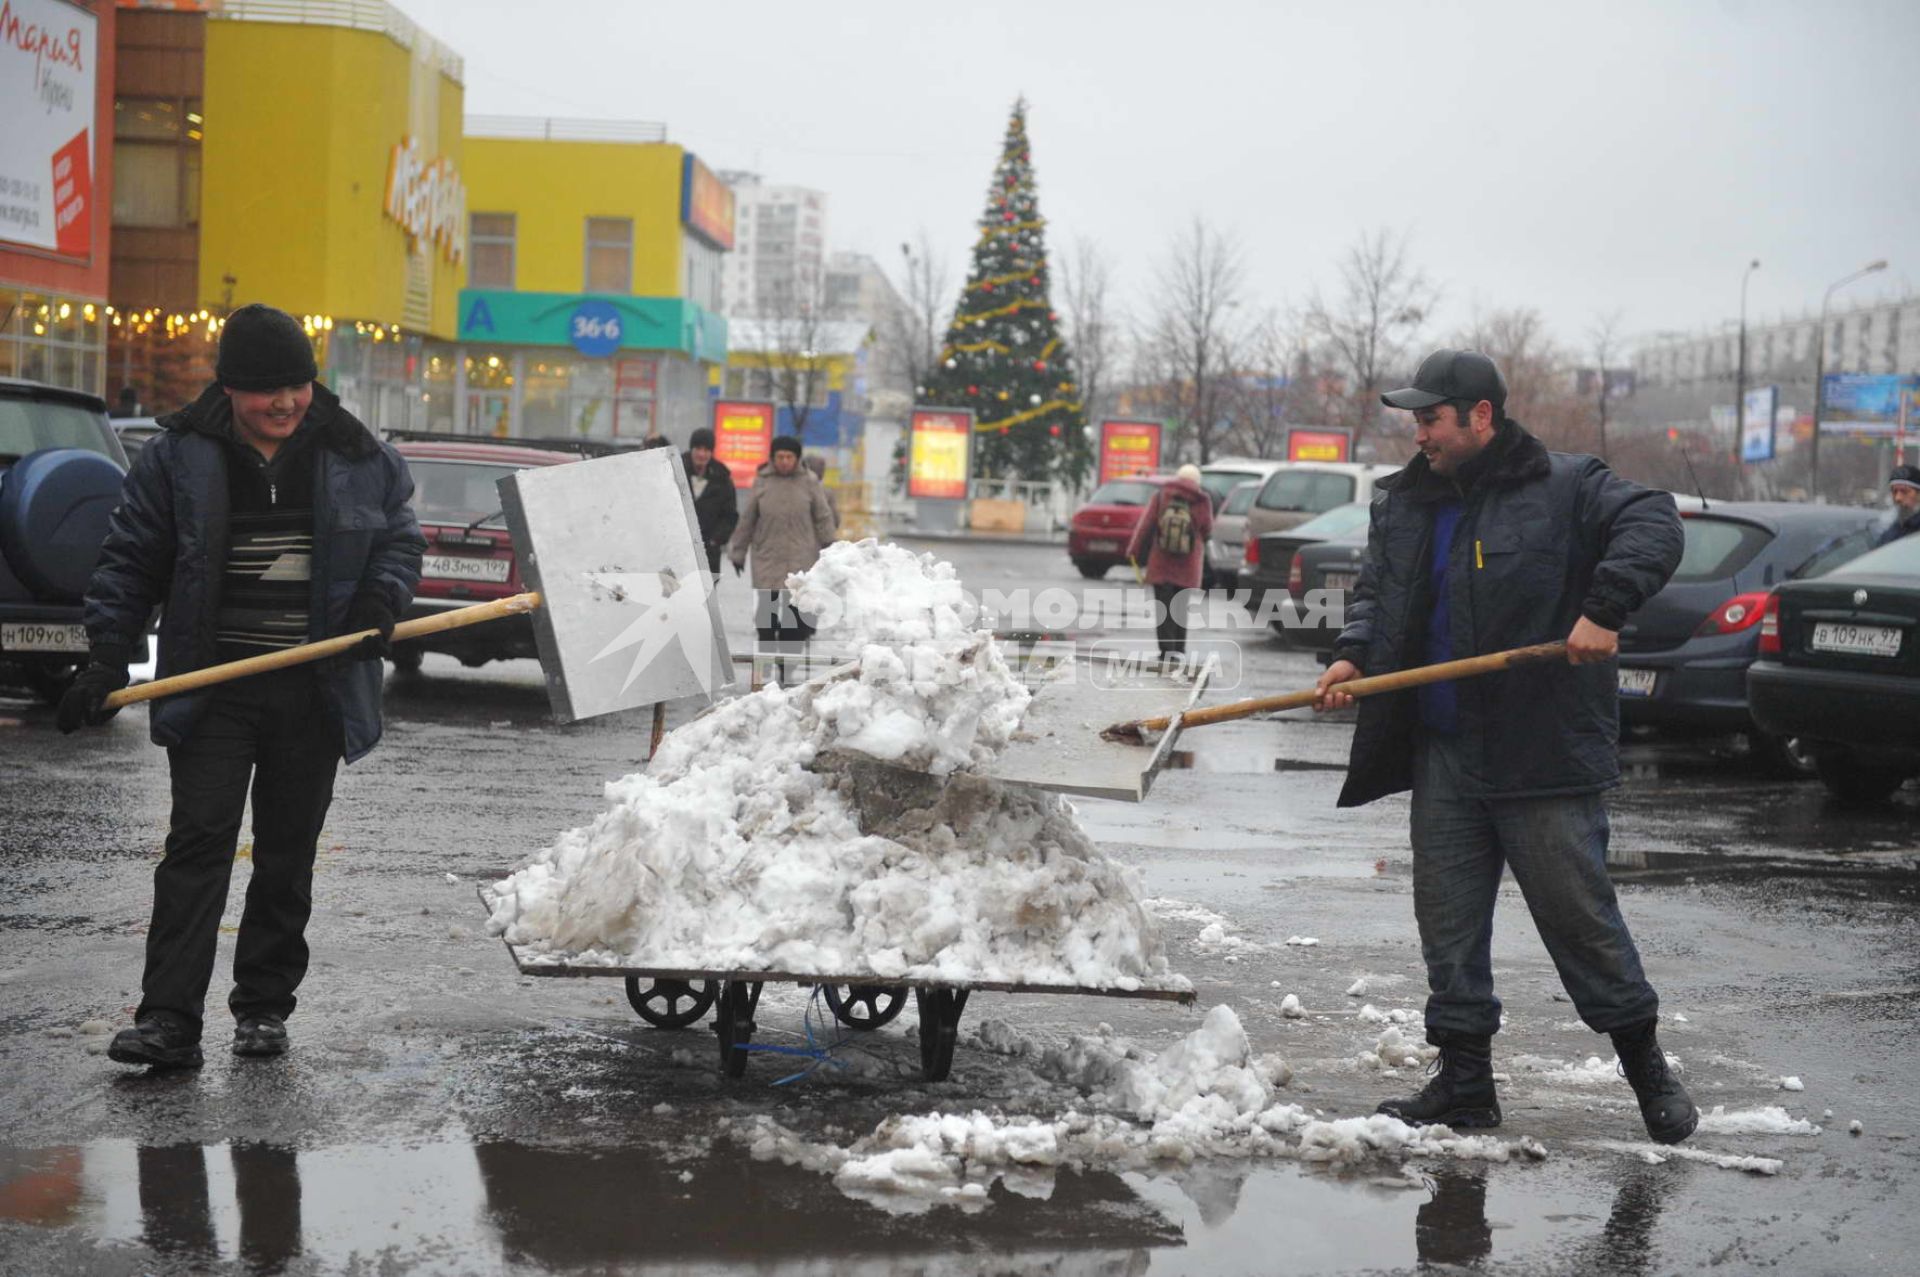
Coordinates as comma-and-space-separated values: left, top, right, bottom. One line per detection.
217, 304, 319, 391
689, 427, 715, 450
770, 434, 803, 458
1891, 464, 1920, 490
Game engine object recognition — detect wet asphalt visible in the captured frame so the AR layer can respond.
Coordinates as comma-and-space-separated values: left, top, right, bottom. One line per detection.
2, 536, 1917, 1275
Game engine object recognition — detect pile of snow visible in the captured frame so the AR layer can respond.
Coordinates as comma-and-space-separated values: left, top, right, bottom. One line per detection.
736, 1005, 1545, 1215
1695, 1105, 1822, 1137
483, 540, 1179, 991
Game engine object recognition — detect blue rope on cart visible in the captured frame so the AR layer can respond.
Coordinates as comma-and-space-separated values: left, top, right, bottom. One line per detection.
739, 985, 852, 1086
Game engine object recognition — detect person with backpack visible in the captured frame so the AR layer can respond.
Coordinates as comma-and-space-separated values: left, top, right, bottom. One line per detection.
1126, 463, 1214, 661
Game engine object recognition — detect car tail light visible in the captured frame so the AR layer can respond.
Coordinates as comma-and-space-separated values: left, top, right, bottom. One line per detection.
1244, 538, 1259, 568
1694, 591, 1771, 637
1286, 556, 1304, 596
1757, 592, 1782, 655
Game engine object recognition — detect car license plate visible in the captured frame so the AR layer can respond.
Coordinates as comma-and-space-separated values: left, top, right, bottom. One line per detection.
1, 622, 89, 653
1087, 539, 1119, 553
1321, 571, 1357, 592
1810, 622, 1902, 658
423, 553, 510, 583
1617, 667, 1657, 697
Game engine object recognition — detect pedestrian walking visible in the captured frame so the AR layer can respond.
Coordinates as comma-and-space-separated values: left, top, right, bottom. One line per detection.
803, 453, 841, 534
1125, 463, 1213, 662
729, 434, 835, 670
682, 427, 738, 574
59, 303, 424, 1069
1874, 463, 1920, 547
1313, 348, 1697, 1144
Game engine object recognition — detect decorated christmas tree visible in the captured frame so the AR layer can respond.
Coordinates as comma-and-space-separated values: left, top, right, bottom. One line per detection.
918, 100, 1089, 484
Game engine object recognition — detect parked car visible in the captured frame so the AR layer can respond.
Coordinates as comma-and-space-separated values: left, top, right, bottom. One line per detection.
1067, 474, 1176, 579
1238, 501, 1372, 625
1198, 458, 1288, 512
390, 437, 589, 670
1616, 502, 1883, 775
1269, 518, 1372, 651
1241, 461, 1399, 542
0, 378, 145, 703
1204, 480, 1262, 590
1748, 533, 1920, 802
109, 415, 162, 463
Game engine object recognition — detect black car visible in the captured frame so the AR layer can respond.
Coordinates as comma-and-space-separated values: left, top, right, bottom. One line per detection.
1748, 533, 1920, 803
1617, 503, 1883, 774
0, 378, 144, 703
1238, 501, 1370, 631
1269, 521, 1371, 652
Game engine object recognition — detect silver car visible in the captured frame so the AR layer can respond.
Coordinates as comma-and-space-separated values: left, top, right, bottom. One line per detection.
1205, 480, 1261, 588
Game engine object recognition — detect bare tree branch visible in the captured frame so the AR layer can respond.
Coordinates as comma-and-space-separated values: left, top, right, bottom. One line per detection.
1144, 218, 1247, 464
1304, 226, 1436, 456
1058, 236, 1121, 428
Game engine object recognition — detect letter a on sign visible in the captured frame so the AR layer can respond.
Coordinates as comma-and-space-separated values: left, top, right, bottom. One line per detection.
464, 297, 496, 336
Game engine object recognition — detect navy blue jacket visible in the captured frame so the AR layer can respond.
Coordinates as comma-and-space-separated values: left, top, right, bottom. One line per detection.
1875, 507, 1920, 548
1331, 421, 1682, 806
83, 382, 423, 763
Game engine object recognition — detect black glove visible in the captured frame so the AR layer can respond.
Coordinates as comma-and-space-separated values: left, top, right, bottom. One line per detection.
56, 645, 131, 734
731, 560, 745, 578
343, 593, 396, 661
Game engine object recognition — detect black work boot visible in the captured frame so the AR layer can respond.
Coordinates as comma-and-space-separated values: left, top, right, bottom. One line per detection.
1377, 1032, 1501, 1129
107, 1014, 204, 1070
233, 1014, 290, 1058
1611, 1019, 1697, 1145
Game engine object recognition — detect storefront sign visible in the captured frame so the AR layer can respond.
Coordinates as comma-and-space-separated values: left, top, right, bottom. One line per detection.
909, 408, 973, 500
1740, 386, 1778, 463
0, 0, 97, 258
1287, 428, 1351, 462
712, 399, 774, 488
1097, 419, 1162, 483
681, 153, 735, 251
1819, 374, 1920, 437
568, 300, 623, 357
458, 290, 729, 363
384, 135, 465, 264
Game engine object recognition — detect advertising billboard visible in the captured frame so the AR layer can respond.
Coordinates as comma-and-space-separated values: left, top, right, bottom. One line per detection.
1097, 419, 1162, 483
681, 154, 736, 251
1, 0, 98, 259
1740, 385, 1778, 463
1287, 428, 1352, 463
1820, 374, 1920, 437
908, 408, 973, 500
712, 399, 775, 489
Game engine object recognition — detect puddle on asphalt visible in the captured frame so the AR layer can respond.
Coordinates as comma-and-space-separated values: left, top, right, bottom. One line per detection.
0, 1136, 1690, 1274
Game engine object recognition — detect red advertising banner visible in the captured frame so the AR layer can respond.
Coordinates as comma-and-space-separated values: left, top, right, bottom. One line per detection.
712, 399, 775, 488
1098, 419, 1163, 483
908, 408, 973, 500
1287, 428, 1351, 463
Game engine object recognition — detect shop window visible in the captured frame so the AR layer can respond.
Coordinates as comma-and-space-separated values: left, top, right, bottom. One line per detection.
585, 217, 632, 294
469, 213, 515, 289
112, 97, 201, 229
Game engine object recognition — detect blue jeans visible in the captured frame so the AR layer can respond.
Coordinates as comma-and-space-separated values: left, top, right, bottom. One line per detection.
1409, 732, 1658, 1039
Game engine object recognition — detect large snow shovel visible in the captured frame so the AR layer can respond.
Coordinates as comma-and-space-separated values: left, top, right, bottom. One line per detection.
1099, 641, 1570, 744
102, 447, 734, 724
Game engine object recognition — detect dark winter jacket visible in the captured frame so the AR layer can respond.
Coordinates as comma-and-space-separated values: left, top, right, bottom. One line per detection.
1125, 476, 1214, 589
82, 382, 424, 763
683, 451, 739, 550
1874, 507, 1920, 548
1331, 421, 1682, 807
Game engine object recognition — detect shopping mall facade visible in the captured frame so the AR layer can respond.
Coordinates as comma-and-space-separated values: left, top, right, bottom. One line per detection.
5, 0, 731, 443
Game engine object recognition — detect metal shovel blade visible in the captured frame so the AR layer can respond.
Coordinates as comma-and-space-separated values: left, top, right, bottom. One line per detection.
499, 448, 734, 723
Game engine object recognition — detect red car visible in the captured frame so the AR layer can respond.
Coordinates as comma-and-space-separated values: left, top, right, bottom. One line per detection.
391, 438, 582, 670
1068, 474, 1177, 580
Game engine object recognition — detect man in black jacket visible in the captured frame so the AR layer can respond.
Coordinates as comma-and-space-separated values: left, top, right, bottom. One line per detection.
59, 304, 423, 1069
683, 427, 738, 574
1313, 349, 1697, 1144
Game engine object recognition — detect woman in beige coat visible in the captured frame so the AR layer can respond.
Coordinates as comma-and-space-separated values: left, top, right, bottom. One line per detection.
729, 435, 836, 650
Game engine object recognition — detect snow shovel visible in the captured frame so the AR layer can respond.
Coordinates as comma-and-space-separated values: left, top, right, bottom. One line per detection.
1099, 641, 1570, 744
100, 447, 734, 725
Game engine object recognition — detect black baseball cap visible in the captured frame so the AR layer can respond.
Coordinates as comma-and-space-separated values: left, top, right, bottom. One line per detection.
1381, 349, 1508, 414
1890, 464, 1920, 490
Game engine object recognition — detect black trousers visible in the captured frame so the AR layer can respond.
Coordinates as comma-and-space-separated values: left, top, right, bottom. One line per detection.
141, 667, 341, 1034
1153, 583, 1191, 657
703, 541, 722, 575
753, 588, 816, 650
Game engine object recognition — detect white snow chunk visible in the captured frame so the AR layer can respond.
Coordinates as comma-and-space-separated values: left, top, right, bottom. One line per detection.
1673, 1013, 1690, 1023
1779, 1076, 1804, 1092
1357, 1004, 1415, 1026
1849, 1119, 1864, 1136
1588, 1140, 1781, 1175
1346, 978, 1370, 997
1357, 1027, 1434, 1072
1280, 994, 1305, 1019
443, 872, 460, 884
1284, 936, 1320, 947
1696, 1105, 1822, 1136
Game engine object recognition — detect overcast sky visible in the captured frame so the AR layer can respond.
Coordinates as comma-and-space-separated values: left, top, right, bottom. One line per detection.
402, 0, 1918, 357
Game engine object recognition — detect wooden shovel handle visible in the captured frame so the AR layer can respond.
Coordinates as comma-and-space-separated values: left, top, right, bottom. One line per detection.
103, 591, 543, 709
1114, 641, 1569, 737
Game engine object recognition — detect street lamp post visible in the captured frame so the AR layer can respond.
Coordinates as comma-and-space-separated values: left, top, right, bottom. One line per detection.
1735, 259, 1759, 472
1809, 259, 1888, 501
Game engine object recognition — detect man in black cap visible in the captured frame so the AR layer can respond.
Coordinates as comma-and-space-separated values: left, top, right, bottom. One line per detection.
59, 302, 424, 1069
1312, 349, 1697, 1144
682, 427, 738, 574
1875, 464, 1920, 547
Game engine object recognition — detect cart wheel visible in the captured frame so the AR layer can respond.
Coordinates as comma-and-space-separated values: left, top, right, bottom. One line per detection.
714, 980, 763, 1078
914, 987, 970, 1082
821, 984, 907, 1030
624, 976, 718, 1029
